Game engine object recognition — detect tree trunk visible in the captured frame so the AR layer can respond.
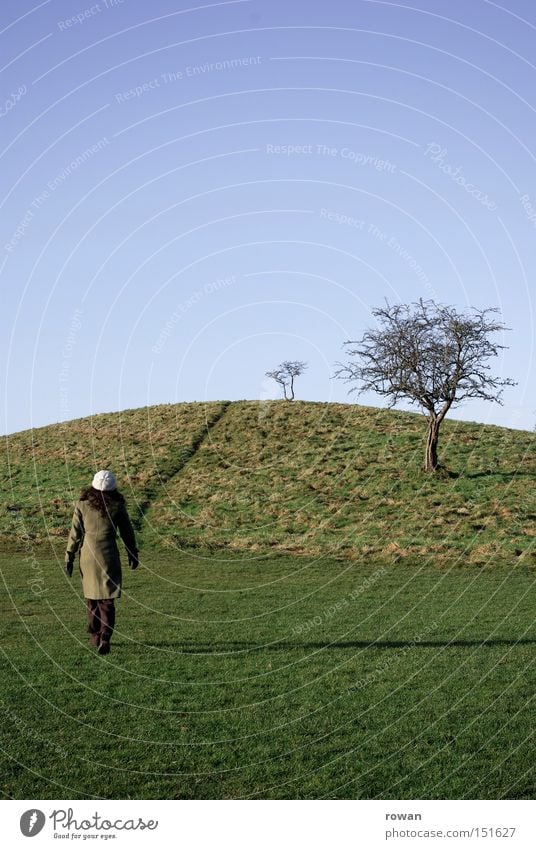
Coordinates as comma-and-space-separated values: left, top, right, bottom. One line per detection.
424, 417, 440, 472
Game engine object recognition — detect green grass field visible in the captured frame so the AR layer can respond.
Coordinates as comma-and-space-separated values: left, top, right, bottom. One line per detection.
1, 550, 535, 799
1, 400, 535, 798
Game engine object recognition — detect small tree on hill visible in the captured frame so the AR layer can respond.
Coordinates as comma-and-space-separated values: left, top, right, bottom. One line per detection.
336, 300, 515, 472
266, 360, 308, 401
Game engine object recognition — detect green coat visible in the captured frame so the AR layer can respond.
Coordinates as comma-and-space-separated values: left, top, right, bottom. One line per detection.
66, 498, 137, 600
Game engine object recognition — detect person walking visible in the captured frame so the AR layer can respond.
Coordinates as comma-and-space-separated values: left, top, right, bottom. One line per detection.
64, 470, 139, 655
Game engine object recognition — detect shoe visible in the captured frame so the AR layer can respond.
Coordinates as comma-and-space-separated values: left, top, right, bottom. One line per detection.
98, 641, 111, 655
90, 633, 100, 648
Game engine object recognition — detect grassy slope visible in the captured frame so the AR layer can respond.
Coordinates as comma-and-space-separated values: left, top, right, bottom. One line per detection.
1, 550, 534, 799
1, 399, 535, 564
148, 401, 536, 566
0, 402, 226, 545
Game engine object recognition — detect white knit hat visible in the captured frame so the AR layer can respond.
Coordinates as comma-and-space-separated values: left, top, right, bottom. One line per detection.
92, 470, 117, 491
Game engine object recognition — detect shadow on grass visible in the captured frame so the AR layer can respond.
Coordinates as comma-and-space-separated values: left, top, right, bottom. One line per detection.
127, 638, 536, 654
447, 469, 536, 480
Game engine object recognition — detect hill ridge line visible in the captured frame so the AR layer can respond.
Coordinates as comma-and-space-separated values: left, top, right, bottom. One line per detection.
134, 400, 231, 533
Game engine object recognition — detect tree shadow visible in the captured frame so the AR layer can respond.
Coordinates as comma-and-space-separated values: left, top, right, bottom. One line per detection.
462, 470, 536, 480
439, 469, 535, 481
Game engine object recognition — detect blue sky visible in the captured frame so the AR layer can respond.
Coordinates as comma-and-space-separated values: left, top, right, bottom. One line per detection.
1, 0, 535, 434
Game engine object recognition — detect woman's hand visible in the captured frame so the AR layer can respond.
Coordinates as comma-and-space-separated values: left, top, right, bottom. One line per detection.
128, 549, 139, 570
64, 552, 75, 577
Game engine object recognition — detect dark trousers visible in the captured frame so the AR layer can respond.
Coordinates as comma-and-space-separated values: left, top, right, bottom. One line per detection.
86, 598, 116, 643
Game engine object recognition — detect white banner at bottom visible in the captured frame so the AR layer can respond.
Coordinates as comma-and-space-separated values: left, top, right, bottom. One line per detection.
1, 799, 534, 848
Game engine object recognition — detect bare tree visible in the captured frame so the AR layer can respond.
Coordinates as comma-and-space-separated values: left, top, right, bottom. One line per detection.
335, 300, 515, 472
266, 360, 308, 401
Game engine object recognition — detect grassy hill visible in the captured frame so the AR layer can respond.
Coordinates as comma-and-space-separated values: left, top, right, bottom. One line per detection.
2, 400, 536, 800
1, 400, 535, 566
